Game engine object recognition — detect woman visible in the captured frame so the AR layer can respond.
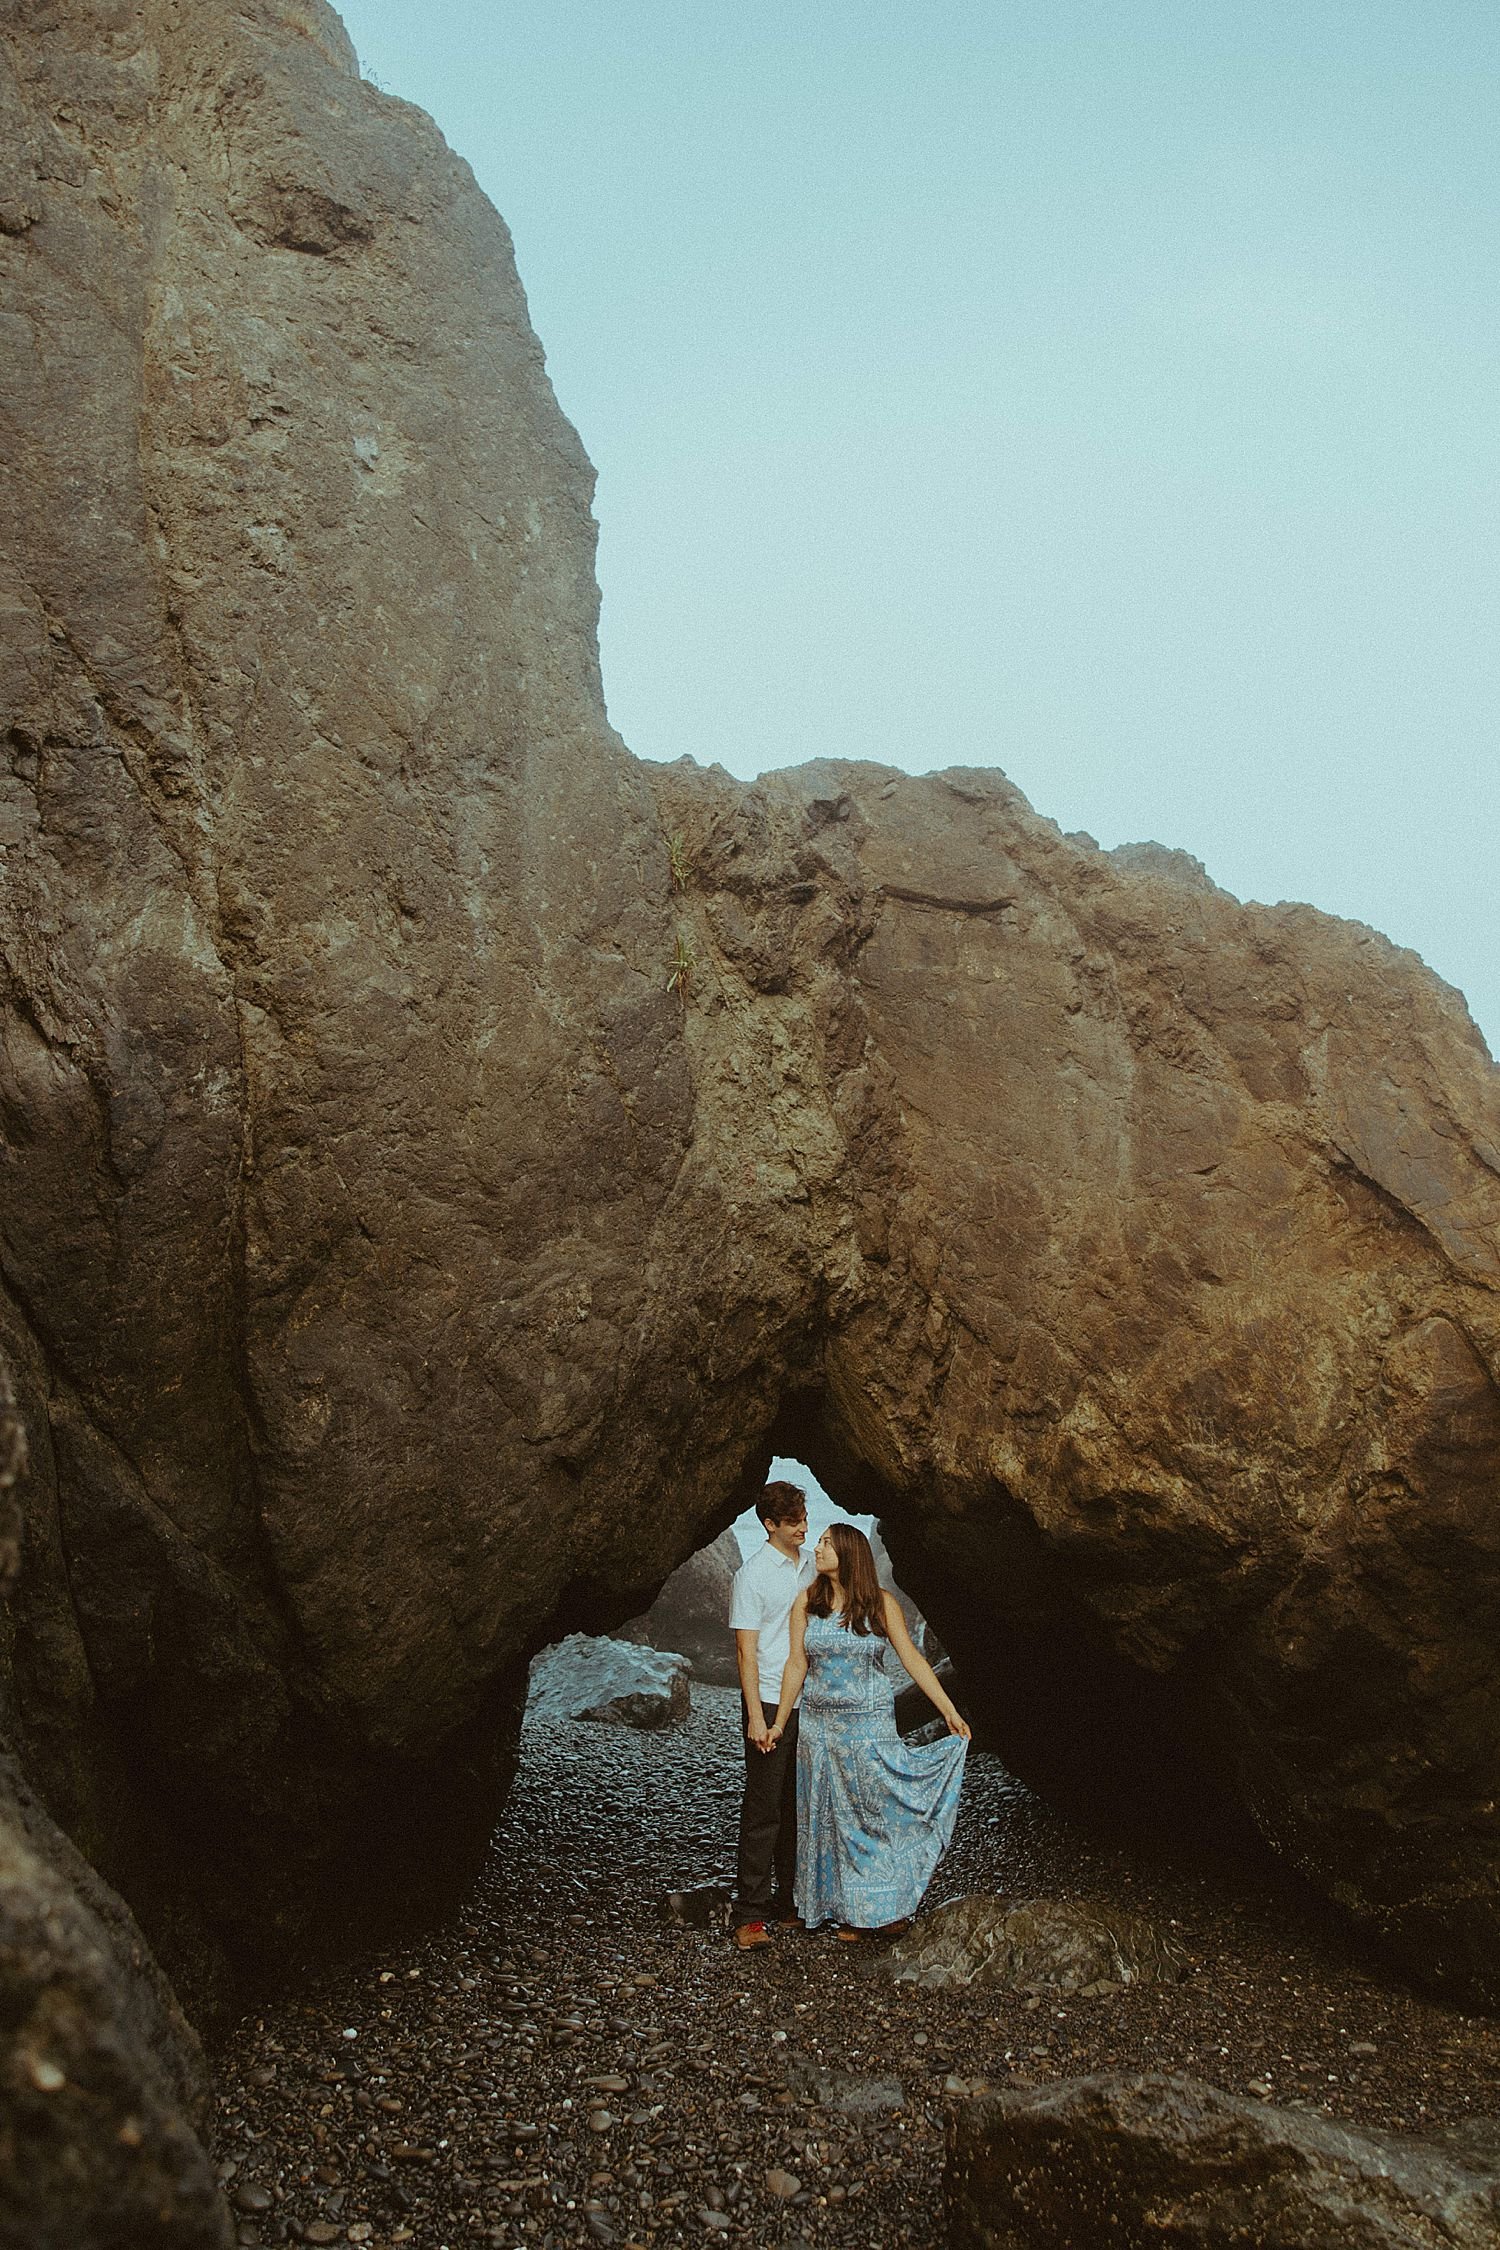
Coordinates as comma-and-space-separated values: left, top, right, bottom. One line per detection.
767, 1522, 970, 1938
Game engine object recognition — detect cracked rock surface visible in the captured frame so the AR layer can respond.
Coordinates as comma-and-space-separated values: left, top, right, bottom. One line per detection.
946, 2072, 1500, 2250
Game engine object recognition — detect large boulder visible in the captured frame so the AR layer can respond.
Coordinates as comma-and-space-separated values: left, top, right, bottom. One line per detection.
0, 1753, 232, 2250
528, 1635, 690, 1729
889, 1895, 1188, 1995
0, 0, 749, 1993
0, 1358, 227, 2246
0, 0, 1497, 2031
945, 2073, 1500, 2250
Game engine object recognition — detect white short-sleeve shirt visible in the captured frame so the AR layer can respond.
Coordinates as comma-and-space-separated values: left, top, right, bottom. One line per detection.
729, 1541, 815, 1707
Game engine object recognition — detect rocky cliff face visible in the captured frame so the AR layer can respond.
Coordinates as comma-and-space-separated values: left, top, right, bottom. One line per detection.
0, 0, 730, 1987
646, 755, 1500, 2002
2, 5, 1498, 2231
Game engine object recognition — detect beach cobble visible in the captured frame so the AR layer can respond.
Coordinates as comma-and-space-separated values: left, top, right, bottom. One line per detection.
211, 1682, 1500, 2248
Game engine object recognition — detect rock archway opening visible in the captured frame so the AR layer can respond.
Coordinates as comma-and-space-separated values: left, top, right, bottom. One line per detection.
757, 1404, 1279, 1877
514, 1406, 1282, 1946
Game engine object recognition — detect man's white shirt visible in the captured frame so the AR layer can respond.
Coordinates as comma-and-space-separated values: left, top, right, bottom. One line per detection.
729, 1541, 816, 1708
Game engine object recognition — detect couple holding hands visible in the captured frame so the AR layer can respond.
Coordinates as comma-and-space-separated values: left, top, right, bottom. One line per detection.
728, 1480, 971, 1951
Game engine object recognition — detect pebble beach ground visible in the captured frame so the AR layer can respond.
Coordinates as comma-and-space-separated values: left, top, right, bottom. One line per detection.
212, 1682, 1500, 2249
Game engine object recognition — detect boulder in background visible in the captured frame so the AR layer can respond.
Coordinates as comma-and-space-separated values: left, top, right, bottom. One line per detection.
528, 1637, 691, 1730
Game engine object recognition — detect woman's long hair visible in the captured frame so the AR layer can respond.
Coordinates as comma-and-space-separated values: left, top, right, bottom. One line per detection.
806, 1522, 888, 1637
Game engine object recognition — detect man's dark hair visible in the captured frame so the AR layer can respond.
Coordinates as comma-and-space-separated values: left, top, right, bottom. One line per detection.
756, 1479, 806, 1529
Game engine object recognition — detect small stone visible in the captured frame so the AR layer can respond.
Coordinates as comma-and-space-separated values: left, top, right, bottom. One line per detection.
764, 2167, 801, 2199
1350, 2040, 1378, 2056
346, 2229, 373, 2245
303, 2228, 341, 2246
233, 2183, 274, 2214
28, 2059, 65, 2093
698, 2214, 731, 2234
588, 2108, 614, 2132
584, 2075, 631, 2092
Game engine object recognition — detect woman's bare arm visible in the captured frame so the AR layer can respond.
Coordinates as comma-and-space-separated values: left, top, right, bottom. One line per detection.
882, 1594, 971, 1739
766, 1594, 809, 1744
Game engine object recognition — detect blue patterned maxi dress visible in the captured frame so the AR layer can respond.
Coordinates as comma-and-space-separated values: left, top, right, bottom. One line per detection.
794, 1612, 967, 1929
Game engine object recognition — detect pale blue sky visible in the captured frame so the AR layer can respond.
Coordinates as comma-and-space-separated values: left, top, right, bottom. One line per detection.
338, 1, 1498, 1051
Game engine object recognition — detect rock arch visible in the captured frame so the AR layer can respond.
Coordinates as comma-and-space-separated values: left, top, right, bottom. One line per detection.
2, 2, 1499, 2232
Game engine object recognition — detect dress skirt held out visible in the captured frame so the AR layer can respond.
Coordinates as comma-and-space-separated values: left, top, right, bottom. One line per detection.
794, 1612, 966, 1929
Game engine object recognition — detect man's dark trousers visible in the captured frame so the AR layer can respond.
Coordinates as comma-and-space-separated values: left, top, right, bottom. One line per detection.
736, 1700, 799, 1922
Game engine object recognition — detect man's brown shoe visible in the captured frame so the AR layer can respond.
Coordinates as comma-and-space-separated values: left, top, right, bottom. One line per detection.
733, 1920, 771, 1950
774, 1914, 805, 1932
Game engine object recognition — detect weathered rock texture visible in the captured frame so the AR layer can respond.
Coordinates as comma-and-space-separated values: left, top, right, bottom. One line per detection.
2, 0, 1499, 2156
945, 2073, 1500, 2250
0, 1749, 232, 2250
652, 752, 1500, 2002
888, 1895, 1188, 1995
527, 1634, 690, 1729
0, 0, 731, 1994
0, 1353, 227, 2243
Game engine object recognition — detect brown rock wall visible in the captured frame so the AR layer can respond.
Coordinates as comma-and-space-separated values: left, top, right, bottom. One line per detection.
0, 0, 778, 1985
648, 757, 1500, 1997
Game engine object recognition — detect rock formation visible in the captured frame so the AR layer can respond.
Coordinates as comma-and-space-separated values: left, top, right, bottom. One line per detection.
620, 1527, 744, 1687
0, 1349, 228, 2244
649, 750, 1500, 2005
888, 1896, 1188, 1995
2, 6, 1499, 2233
945, 2074, 1500, 2249
527, 1635, 690, 1730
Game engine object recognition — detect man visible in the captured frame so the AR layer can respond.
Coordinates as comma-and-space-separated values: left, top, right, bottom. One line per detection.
728, 1479, 814, 1950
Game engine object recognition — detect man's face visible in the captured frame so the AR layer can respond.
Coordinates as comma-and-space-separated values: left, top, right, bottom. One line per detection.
767, 1511, 807, 1554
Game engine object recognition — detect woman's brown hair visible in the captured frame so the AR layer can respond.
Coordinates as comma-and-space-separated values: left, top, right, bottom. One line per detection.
806, 1522, 888, 1638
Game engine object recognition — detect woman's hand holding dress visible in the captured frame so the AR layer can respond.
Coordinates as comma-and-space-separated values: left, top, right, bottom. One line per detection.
881, 1594, 972, 1738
